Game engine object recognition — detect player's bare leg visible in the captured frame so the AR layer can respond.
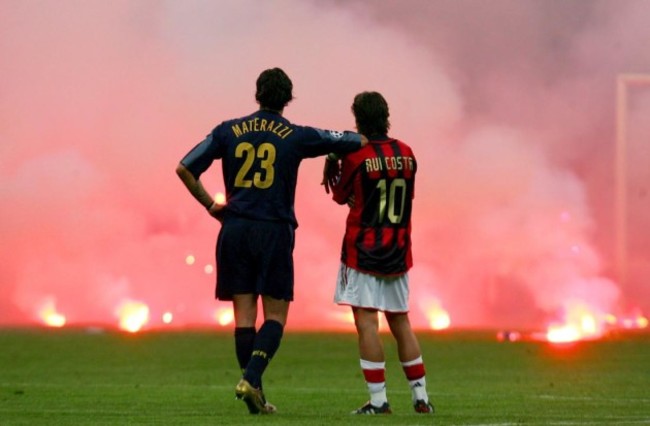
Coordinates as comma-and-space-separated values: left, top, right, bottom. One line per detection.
353, 307, 383, 361
261, 295, 289, 326
233, 294, 258, 327
385, 312, 434, 414
385, 311, 420, 361
351, 307, 391, 414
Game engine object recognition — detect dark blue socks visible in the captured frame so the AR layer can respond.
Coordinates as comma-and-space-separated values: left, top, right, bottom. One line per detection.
234, 327, 256, 373
243, 320, 284, 388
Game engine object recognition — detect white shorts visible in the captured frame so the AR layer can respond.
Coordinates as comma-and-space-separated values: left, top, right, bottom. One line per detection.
334, 263, 409, 313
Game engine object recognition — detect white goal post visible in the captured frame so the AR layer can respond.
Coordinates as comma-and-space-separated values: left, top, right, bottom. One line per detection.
615, 73, 650, 288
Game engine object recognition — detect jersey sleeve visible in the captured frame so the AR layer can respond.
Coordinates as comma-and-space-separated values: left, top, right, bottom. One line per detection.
297, 126, 362, 159
180, 127, 224, 179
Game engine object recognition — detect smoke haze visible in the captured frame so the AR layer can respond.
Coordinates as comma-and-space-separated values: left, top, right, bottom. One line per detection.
1, 0, 649, 330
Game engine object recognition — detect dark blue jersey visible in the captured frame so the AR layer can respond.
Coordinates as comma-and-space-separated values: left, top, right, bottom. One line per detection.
181, 110, 362, 227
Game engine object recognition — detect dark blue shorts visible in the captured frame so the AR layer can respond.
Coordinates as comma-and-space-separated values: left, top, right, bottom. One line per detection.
215, 216, 295, 301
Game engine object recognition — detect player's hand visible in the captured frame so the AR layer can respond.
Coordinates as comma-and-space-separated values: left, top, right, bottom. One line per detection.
207, 202, 226, 223
321, 157, 341, 194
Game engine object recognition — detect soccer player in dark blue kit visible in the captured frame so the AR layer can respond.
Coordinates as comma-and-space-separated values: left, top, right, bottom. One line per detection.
176, 68, 366, 414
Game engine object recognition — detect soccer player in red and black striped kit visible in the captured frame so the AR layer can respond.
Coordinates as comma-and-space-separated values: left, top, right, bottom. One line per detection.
326, 91, 434, 414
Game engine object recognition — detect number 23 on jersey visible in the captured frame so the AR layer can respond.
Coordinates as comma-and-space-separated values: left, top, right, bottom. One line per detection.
234, 142, 276, 189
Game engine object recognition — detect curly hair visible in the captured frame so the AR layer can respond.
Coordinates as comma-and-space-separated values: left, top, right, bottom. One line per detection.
351, 91, 390, 137
255, 68, 294, 110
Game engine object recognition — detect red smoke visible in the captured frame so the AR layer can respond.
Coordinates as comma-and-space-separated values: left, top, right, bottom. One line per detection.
1, 1, 649, 335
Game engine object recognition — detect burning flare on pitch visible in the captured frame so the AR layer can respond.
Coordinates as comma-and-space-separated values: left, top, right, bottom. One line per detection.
38, 298, 66, 328
214, 307, 234, 326
545, 302, 605, 343
426, 302, 451, 330
415, 297, 451, 331
115, 300, 150, 333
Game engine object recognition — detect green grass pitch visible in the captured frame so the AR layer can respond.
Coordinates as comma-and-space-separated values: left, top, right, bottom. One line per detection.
1, 328, 649, 425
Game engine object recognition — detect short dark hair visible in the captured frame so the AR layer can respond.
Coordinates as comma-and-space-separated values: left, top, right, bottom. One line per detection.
255, 68, 293, 110
351, 91, 390, 136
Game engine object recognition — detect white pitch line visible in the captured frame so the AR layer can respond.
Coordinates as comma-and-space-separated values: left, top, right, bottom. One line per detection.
536, 394, 650, 403
543, 421, 650, 426
453, 424, 519, 426
456, 420, 650, 426
452, 423, 521, 426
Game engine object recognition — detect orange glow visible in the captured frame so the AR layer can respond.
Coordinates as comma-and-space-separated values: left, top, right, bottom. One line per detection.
185, 255, 195, 265
496, 330, 521, 342
546, 302, 604, 343
604, 313, 617, 325
574, 309, 647, 334
340, 311, 355, 324
214, 307, 234, 326
427, 304, 451, 330
378, 314, 389, 332
215, 192, 226, 204
204, 264, 214, 274
162, 311, 173, 324
619, 313, 649, 329
546, 324, 582, 343
38, 299, 66, 328
115, 300, 149, 333
328, 310, 356, 329
417, 298, 451, 331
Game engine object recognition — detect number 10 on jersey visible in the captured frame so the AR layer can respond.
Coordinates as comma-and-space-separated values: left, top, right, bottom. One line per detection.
376, 178, 406, 224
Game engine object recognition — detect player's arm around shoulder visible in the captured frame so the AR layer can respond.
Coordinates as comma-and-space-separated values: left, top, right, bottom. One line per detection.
321, 133, 367, 194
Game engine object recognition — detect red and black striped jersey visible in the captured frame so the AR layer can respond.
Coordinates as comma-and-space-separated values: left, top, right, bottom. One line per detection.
332, 137, 417, 275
